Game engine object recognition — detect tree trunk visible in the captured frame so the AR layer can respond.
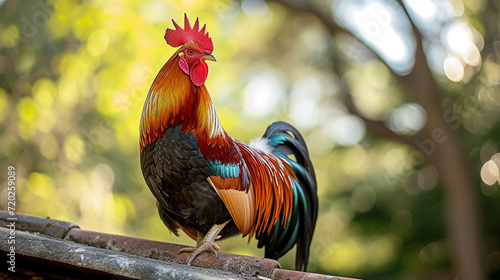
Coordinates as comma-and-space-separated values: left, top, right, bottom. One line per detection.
430, 124, 484, 280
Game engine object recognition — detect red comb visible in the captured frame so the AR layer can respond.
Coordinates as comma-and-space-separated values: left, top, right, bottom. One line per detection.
164, 14, 213, 54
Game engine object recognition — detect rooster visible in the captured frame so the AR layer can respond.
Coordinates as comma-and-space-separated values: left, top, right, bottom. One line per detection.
140, 14, 318, 271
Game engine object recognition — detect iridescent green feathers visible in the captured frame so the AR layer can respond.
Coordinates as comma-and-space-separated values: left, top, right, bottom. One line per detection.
208, 160, 240, 179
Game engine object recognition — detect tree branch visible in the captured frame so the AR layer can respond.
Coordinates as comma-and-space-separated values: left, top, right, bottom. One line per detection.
266, 0, 347, 35
344, 91, 420, 150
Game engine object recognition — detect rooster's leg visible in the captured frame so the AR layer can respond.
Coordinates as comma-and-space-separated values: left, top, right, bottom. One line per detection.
179, 219, 231, 265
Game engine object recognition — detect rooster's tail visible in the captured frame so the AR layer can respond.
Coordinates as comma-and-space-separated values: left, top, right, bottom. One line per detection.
256, 121, 318, 271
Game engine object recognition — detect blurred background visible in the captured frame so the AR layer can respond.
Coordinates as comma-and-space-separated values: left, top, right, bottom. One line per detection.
1, 0, 499, 279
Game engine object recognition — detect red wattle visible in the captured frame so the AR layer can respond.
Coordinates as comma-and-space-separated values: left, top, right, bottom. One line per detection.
190, 61, 209, 87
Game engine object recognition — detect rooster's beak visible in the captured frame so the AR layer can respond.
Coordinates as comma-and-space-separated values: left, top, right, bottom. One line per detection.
202, 53, 217, 62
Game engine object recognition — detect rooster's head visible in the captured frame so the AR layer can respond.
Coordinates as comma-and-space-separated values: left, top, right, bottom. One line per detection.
165, 14, 216, 87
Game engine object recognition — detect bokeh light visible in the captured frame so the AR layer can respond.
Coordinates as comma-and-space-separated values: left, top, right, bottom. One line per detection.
333, 0, 415, 74
243, 70, 286, 118
387, 103, 427, 134
481, 154, 500, 186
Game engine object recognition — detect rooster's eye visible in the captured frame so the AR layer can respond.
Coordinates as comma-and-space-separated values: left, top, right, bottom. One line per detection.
187, 49, 195, 56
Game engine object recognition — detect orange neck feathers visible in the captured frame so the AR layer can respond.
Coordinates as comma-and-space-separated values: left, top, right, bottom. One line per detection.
140, 49, 223, 150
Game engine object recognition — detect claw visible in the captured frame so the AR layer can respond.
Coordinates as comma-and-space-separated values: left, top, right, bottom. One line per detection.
179, 237, 220, 265
179, 220, 230, 265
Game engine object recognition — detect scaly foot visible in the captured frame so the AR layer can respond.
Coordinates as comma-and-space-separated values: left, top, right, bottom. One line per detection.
179, 220, 231, 265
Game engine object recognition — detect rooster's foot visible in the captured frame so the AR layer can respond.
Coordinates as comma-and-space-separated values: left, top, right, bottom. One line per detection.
179, 219, 231, 265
